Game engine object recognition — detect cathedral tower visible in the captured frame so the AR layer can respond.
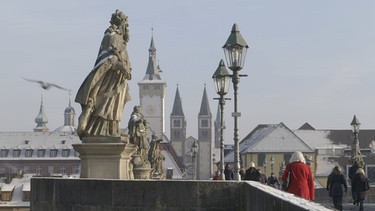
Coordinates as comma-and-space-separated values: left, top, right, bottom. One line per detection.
197, 86, 212, 180
138, 36, 166, 138
170, 85, 186, 159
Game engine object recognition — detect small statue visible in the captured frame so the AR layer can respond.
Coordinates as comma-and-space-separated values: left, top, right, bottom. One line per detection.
128, 106, 150, 164
149, 133, 164, 176
75, 9, 132, 139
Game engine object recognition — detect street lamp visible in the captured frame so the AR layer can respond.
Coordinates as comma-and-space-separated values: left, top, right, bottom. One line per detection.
191, 139, 199, 180
270, 156, 275, 173
350, 115, 364, 168
223, 23, 249, 181
263, 158, 267, 175
212, 59, 231, 180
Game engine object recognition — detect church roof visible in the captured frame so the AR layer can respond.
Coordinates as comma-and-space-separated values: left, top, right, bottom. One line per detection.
171, 86, 184, 116
198, 86, 212, 116
141, 36, 162, 81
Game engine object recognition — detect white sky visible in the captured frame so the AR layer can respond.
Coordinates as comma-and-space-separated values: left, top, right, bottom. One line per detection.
1, 1, 375, 144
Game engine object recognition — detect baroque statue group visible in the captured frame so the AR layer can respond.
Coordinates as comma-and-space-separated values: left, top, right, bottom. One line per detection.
74, 9, 164, 179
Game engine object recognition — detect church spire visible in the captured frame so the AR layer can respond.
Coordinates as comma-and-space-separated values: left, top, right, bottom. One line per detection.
171, 85, 184, 116
34, 91, 49, 132
143, 31, 162, 81
198, 85, 212, 116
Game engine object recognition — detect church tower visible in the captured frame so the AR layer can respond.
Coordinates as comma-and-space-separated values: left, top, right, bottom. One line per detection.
197, 85, 212, 180
138, 35, 166, 138
170, 85, 186, 160
34, 92, 49, 132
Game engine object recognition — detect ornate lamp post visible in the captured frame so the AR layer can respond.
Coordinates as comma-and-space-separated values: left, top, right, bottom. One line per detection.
263, 158, 267, 175
212, 59, 231, 180
270, 156, 275, 173
222, 23, 249, 181
191, 139, 199, 180
350, 115, 364, 168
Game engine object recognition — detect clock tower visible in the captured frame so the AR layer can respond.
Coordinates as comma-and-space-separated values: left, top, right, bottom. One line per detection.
138, 36, 166, 138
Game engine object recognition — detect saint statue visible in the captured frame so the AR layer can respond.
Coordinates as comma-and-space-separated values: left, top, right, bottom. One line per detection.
75, 10, 132, 139
128, 106, 150, 164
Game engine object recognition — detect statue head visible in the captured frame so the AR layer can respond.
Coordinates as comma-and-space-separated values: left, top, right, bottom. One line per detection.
110, 9, 129, 42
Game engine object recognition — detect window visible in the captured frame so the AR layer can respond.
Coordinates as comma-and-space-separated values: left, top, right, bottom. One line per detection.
201, 119, 209, 128
23, 166, 30, 174
143, 85, 148, 90
72, 165, 80, 174
173, 119, 181, 128
13, 149, 20, 157
60, 166, 66, 174
36, 166, 42, 175
25, 149, 33, 157
62, 149, 70, 157
0, 149, 8, 157
173, 131, 180, 139
50, 149, 58, 157
0, 166, 6, 174
201, 130, 208, 139
48, 166, 54, 175
37, 149, 45, 157
258, 154, 266, 167
12, 166, 18, 174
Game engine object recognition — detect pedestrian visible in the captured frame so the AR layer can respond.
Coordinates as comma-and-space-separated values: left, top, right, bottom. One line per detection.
267, 172, 280, 188
327, 166, 347, 211
239, 168, 245, 180
243, 162, 261, 182
258, 170, 267, 184
224, 164, 234, 180
281, 151, 315, 200
212, 170, 220, 180
352, 167, 370, 211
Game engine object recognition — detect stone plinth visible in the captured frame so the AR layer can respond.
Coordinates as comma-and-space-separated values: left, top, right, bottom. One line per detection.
73, 136, 136, 179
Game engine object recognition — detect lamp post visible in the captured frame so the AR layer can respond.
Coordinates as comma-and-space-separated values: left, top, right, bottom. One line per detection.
350, 115, 364, 168
270, 156, 275, 173
222, 23, 249, 181
191, 139, 199, 180
263, 158, 267, 175
212, 59, 231, 180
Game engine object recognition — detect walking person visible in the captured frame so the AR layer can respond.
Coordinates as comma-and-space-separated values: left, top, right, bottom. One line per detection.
267, 172, 280, 188
243, 162, 261, 182
224, 164, 234, 180
281, 151, 315, 200
352, 168, 370, 211
327, 166, 347, 211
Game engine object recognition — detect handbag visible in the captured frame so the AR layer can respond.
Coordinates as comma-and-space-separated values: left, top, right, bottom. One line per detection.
282, 164, 291, 191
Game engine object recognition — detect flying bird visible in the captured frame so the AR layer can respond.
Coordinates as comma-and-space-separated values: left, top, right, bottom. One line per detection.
22, 77, 70, 91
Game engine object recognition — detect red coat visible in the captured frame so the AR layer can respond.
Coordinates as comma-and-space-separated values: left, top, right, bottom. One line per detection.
282, 162, 315, 200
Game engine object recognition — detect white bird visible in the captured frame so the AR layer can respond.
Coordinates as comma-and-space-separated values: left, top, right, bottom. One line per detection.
22, 77, 70, 91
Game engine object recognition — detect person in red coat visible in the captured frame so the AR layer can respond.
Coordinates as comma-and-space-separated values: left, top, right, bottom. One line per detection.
282, 151, 315, 200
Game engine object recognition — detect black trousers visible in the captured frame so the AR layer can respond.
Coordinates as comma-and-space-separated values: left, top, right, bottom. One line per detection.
332, 195, 343, 210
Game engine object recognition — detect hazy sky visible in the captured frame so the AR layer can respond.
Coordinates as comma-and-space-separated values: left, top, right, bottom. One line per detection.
1, 1, 375, 144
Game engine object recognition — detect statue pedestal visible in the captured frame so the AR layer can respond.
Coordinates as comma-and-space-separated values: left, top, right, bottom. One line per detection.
73, 136, 136, 179
132, 154, 152, 179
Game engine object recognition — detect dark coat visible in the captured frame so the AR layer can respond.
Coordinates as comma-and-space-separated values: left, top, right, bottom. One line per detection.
352, 173, 369, 201
243, 167, 261, 182
224, 166, 234, 180
327, 172, 347, 197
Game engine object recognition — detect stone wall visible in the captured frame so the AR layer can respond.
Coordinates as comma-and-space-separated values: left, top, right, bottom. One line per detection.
31, 178, 332, 211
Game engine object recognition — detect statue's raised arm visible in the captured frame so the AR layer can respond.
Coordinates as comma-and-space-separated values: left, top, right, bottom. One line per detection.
75, 10, 132, 139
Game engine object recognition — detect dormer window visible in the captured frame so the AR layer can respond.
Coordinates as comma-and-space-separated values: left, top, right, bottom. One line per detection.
62, 149, 70, 157
13, 149, 21, 157
1, 149, 9, 158
37, 149, 45, 157
25, 149, 33, 157
50, 149, 58, 157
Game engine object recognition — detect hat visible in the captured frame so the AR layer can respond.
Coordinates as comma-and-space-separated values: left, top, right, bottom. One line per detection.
249, 161, 255, 167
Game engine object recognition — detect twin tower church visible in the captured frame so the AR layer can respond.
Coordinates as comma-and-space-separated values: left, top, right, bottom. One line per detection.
138, 36, 218, 180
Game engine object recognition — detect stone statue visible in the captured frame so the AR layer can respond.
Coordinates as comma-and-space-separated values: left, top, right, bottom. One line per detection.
128, 106, 150, 164
149, 133, 164, 176
75, 9, 132, 139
